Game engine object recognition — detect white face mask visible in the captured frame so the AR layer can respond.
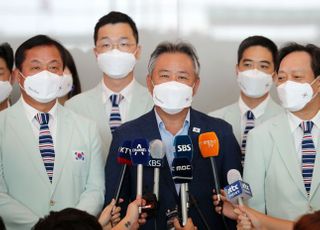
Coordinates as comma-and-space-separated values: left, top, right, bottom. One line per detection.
57, 74, 73, 97
0, 80, 12, 103
20, 70, 62, 103
153, 81, 193, 115
277, 78, 319, 112
237, 69, 273, 98
97, 49, 136, 79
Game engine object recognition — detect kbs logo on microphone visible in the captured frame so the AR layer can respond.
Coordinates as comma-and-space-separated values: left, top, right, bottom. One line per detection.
176, 144, 192, 152
148, 159, 163, 167
224, 181, 252, 202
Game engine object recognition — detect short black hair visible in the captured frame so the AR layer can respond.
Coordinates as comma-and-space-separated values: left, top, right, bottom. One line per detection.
94, 11, 139, 45
237, 35, 278, 68
0, 42, 14, 71
63, 48, 82, 98
32, 208, 102, 230
277, 43, 320, 78
15, 35, 66, 71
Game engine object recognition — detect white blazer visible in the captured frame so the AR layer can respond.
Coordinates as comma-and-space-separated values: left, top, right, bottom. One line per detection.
243, 113, 320, 220
208, 98, 283, 144
0, 100, 105, 230
65, 80, 153, 159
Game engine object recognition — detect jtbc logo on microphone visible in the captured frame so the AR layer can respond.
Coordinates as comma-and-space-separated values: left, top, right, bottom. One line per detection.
177, 144, 192, 152
224, 181, 252, 202
148, 159, 162, 167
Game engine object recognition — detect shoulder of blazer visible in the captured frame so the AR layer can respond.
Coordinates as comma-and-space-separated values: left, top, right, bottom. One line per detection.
190, 108, 233, 133
208, 102, 239, 118
66, 83, 102, 106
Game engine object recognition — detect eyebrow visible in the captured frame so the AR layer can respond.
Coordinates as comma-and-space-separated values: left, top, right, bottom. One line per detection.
242, 58, 271, 65
99, 36, 129, 41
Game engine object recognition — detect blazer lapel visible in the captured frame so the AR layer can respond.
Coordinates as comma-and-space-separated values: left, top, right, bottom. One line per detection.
270, 113, 307, 197
10, 100, 51, 187
51, 105, 74, 192
224, 105, 242, 144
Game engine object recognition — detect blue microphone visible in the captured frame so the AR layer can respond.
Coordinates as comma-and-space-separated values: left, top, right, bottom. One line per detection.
173, 135, 193, 226
131, 138, 150, 207
225, 169, 252, 205
174, 135, 193, 161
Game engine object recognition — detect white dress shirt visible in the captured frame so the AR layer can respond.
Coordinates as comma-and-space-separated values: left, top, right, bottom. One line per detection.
238, 95, 270, 138
102, 78, 135, 122
287, 110, 320, 162
21, 96, 58, 144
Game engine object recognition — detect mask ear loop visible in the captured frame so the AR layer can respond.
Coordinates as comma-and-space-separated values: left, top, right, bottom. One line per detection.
310, 75, 320, 99
17, 71, 27, 91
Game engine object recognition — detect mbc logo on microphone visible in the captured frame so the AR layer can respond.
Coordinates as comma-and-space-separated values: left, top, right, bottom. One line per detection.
224, 181, 252, 203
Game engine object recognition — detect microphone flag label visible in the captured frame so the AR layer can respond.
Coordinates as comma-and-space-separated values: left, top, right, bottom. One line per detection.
117, 140, 132, 165
171, 157, 193, 183
174, 135, 193, 161
131, 138, 150, 165
224, 180, 252, 203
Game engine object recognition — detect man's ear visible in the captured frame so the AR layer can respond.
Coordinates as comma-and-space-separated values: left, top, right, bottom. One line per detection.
235, 64, 239, 76
12, 68, 21, 84
146, 74, 153, 95
135, 45, 142, 60
192, 77, 200, 96
93, 47, 98, 58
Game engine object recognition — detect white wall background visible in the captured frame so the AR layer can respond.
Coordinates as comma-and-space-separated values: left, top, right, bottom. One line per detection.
2, 0, 320, 113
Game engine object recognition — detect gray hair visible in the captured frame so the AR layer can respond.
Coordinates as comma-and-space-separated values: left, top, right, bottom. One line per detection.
147, 41, 200, 76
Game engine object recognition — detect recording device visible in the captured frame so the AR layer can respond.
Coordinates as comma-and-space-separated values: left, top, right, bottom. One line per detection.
173, 135, 193, 226
225, 169, 252, 205
148, 139, 165, 199
198, 132, 222, 202
131, 138, 150, 213
114, 140, 132, 204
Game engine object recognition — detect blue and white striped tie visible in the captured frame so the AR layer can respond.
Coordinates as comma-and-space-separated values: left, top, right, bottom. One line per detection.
300, 121, 316, 195
109, 94, 124, 133
35, 113, 55, 183
241, 110, 255, 166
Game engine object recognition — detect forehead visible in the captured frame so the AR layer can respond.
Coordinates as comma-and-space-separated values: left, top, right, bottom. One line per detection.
241, 45, 273, 63
279, 51, 312, 71
97, 23, 135, 41
154, 52, 194, 72
23, 45, 62, 64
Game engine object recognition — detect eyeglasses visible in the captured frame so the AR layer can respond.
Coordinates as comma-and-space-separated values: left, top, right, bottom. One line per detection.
96, 39, 136, 52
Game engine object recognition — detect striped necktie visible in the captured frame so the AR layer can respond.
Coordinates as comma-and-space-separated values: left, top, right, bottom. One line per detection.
109, 94, 124, 133
241, 110, 255, 166
35, 113, 55, 183
300, 121, 316, 195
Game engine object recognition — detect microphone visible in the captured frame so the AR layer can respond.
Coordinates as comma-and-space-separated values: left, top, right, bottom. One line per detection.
114, 140, 132, 204
148, 139, 165, 199
172, 157, 193, 226
173, 135, 193, 226
174, 135, 193, 161
225, 169, 252, 205
131, 138, 150, 206
198, 132, 222, 202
